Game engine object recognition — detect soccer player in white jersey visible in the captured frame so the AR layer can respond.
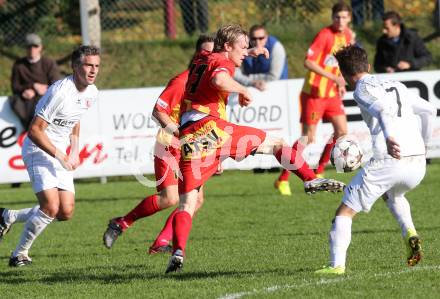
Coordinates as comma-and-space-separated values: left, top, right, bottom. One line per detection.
315, 45, 436, 275
0, 46, 100, 267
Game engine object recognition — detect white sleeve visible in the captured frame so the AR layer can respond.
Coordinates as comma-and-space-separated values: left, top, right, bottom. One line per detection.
36, 92, 64, 123
233, 67, 253, 86
266, 42, 286, 81
354, 83, 395, 139
406, 90, 436, 145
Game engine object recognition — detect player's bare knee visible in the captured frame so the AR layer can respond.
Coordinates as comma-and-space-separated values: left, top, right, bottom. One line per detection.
57, 208, 74, 221
57, 213, 73, 221
41, 205, 59, 218
161, 195, 179, 208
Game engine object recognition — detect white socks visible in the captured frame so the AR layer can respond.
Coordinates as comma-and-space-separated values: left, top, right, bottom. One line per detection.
12, 209, 54, 258
386, 195, 415, 237
329, 216, 352, 268
3, 206, 40, 225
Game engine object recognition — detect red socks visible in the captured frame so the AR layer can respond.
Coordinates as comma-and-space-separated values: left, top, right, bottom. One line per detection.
152, 208, 179, 246
172, 211, 192, 253
122, 194, 160, 227
278, 140, 301, 182
316, 137, 336, 174
275, 140, 315, 182
278, 169, 291, 181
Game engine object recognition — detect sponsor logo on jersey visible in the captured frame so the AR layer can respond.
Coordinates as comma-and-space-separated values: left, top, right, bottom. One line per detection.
324, 54, 338, 67
77, 98, 93, 108
156, 98, 169, 109
53, 118, 76, 127
181, 120, 230, 160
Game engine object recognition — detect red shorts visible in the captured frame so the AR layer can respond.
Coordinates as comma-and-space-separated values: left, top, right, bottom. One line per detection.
178, 116, 266, 194
154, 142, 180, 192
299, 92, 345, 125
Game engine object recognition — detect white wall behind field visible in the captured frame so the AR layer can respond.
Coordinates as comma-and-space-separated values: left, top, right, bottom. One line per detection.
1, 71, 439, 184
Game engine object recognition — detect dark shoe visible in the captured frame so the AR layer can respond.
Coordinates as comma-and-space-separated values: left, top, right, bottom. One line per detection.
103, 218, 124, 249
165, 250, 184, 274
9, 254, 32, 267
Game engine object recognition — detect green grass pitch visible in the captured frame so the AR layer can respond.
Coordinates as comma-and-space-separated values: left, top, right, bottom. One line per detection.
1, 162, 440, 298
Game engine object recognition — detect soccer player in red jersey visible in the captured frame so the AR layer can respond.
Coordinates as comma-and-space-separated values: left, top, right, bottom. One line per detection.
102, 35, 214, 253
275, 2, 354, 196
165, 24, 346, 273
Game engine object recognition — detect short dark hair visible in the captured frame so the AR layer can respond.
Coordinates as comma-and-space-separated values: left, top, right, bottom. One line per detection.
195, 34, 214, 52
249, 24, 266, 36
188, 34, 214, 67
382, 11, 402, 26
335, 45, 369, 77
332, 2, 352, 16
71, 45, 100, 67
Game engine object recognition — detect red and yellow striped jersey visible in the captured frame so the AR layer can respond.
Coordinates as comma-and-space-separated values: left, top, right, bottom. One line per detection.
302, 26, 353, 99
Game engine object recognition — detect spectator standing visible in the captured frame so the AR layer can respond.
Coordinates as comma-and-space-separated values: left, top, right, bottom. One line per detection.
351, 0, 384, 26
374, 11, 432, 73
179, 0, 209, 35
9, 33, 62, 131
234, 24, 288, 91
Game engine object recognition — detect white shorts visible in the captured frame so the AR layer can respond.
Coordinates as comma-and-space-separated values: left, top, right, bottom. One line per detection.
342, 156, 426, 213
22, 149, 75, 194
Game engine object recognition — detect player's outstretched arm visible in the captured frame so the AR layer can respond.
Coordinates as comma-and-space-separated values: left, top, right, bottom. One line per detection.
211, 72, 252, 106
28, 116, 74, 170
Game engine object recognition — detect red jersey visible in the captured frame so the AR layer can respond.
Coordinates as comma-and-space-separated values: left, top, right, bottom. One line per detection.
154, 69, 188, 146
302, 26, 352, 99
180, 51, 235, 120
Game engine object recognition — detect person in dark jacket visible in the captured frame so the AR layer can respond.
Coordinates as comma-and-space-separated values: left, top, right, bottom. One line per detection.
9, 33, 62, 130
374, 11, 432, 73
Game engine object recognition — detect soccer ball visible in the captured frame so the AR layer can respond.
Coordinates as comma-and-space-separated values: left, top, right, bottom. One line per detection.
330, 137, 363, 172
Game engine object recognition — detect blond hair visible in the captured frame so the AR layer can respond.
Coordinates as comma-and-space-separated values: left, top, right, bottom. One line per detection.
213, 24, 247, 53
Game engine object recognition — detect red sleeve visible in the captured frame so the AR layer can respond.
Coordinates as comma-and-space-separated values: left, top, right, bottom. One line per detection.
305, 28, 328, 60
154, 70, 188, 115
209, 56, 235, 81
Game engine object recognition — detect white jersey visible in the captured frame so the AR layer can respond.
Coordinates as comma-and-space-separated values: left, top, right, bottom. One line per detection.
23, 75, 99, 153
354, 74, 436, 160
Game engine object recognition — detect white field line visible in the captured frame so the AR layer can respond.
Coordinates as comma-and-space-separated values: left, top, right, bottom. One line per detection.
218, 265, 440, 299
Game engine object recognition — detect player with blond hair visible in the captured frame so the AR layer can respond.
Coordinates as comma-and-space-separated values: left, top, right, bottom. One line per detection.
166, 24, 345, 273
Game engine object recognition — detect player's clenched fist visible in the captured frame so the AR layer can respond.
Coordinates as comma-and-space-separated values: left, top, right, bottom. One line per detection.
386, 136, 401, 159
239, 89, 252, 107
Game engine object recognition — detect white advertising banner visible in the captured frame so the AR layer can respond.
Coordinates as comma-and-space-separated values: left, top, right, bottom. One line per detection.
0, 70, 439, 183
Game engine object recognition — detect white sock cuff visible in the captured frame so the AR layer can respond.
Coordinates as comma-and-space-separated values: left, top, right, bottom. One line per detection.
334, 215, 352, 225
36, 209, 55, 224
